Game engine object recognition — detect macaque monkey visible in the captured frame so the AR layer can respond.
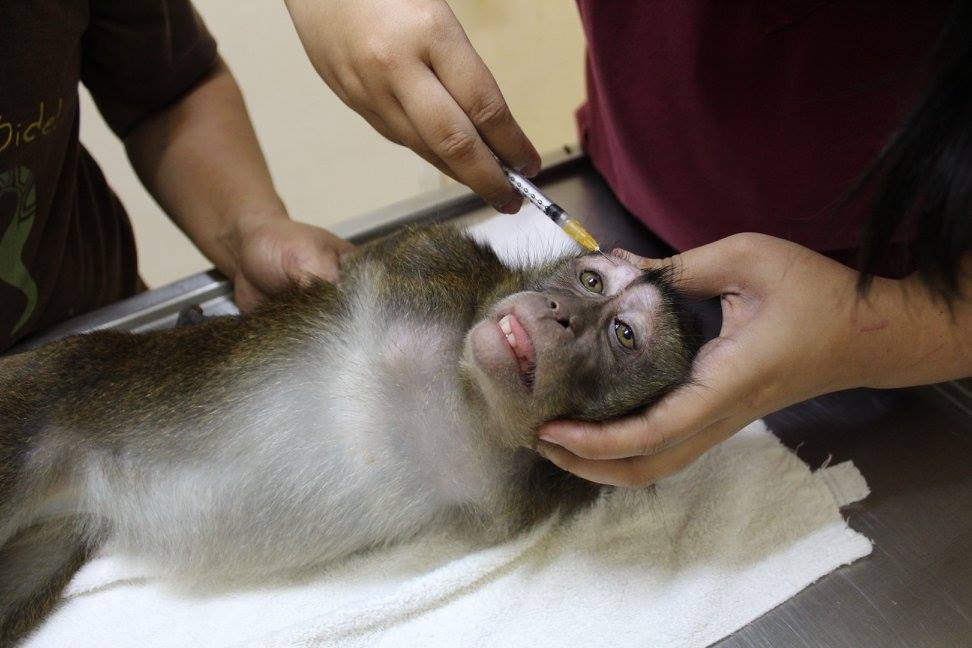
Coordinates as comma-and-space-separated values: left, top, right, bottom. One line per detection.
0, 224, 698, 644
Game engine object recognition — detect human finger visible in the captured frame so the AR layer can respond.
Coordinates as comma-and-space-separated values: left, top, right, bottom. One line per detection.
537, 416, 742, 488
234, 276, 270, 313
392, 66, 520, 212
612, 234, 770, 300
357, 95, 463, 184
429, 27, 540, 176
540, 383, 729, 460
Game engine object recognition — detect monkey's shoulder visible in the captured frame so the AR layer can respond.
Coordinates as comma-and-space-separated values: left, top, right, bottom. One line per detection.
355, 224, 503, 278
350, 224, 527, 319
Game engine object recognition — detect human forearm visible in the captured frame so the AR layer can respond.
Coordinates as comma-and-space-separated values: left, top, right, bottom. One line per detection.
853, 257, 972, 389
124, 59, 287, 277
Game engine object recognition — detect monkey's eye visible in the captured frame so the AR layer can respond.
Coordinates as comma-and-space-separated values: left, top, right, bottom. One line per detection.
579, 270, 603, 294
613, 318, 636, 350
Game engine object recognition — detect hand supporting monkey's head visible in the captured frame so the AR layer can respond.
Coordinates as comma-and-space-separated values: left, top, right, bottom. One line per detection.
463, 252, 699, 440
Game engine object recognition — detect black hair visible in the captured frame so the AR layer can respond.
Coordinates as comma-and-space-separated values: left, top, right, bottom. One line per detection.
856, 1, 972, 301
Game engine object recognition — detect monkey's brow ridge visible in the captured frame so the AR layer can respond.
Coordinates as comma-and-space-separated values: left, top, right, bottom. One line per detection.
628, 272, 659, 288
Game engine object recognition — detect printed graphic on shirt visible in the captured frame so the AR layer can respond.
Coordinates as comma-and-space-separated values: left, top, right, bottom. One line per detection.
0, 165, 38, 335
0, 99, 63, 154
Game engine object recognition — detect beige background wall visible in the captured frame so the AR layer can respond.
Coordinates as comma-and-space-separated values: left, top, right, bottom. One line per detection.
78, 1, 586, 288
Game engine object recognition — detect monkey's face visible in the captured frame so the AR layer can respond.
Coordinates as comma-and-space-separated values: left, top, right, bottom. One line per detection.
464, 253, 698, 429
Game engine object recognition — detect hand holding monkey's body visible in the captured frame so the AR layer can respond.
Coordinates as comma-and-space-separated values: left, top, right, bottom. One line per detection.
0, 224, 697, 644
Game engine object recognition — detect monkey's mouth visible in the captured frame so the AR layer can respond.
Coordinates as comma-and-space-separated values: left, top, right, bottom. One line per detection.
498, 313, 537, 390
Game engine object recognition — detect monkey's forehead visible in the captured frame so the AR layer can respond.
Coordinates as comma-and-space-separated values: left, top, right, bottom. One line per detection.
569, 253, 643, 292
614, 280, 665, 316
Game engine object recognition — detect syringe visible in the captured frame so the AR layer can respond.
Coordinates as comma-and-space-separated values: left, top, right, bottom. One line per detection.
502, 166, 604, 255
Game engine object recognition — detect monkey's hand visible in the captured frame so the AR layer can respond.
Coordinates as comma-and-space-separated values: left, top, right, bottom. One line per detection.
230, 217, 356, 311
283, 0, 540, 213
535, 233, 972, 487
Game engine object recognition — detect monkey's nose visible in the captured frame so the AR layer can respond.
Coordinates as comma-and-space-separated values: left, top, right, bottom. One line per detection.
546, 299, 572, 329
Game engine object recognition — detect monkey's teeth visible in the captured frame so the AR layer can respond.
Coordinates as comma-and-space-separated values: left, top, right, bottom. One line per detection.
499, 314, 519, 349
498, 312, 537, 391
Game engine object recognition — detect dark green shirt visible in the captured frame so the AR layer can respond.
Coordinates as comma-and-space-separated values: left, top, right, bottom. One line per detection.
0, 1, 217, 350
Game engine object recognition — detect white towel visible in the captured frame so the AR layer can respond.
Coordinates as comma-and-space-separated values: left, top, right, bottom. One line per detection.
26, 421, 871, 648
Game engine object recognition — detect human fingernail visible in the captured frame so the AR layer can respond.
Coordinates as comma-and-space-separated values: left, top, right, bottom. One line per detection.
498, 197, 521, 214
520, 160, 541, 177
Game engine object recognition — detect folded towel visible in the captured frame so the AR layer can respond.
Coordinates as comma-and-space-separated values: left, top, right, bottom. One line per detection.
26, 421, 871, 648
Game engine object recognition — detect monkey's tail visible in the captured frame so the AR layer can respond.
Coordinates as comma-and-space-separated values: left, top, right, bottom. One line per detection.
0, 516, 92, 647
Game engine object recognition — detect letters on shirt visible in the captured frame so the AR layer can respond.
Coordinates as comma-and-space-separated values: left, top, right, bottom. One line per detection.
0, 99, 64, 154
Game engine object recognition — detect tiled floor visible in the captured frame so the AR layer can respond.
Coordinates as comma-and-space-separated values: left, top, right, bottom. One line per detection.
79, 0, 586, 287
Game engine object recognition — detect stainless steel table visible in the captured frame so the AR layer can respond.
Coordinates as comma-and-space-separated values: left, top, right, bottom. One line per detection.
8, 152, 971, 647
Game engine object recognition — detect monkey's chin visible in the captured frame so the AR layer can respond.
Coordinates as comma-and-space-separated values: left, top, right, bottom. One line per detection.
465, 319, 537, 397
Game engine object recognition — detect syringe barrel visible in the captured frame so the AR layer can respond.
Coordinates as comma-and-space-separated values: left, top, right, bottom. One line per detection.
503, 167, 555, 214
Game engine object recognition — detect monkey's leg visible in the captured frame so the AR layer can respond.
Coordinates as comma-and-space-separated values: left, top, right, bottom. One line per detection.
0, 517, 91, 647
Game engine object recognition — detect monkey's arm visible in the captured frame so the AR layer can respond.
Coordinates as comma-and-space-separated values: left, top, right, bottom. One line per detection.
0, 517, 91, 646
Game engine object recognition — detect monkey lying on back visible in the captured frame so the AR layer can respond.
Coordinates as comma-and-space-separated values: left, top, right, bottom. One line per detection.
0, 224, 698, 644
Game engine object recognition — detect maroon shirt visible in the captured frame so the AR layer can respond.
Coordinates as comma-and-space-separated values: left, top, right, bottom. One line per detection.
575, 1, 947, 273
